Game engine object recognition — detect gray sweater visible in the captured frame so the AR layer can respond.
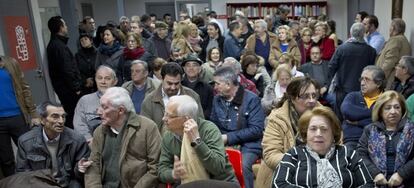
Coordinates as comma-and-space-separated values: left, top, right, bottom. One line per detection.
74, 92, 102, 140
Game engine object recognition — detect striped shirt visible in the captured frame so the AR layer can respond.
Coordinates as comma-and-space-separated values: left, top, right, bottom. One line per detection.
272, 145, 374, 188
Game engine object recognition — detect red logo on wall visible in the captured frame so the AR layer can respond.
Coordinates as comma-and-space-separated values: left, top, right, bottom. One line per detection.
4, 16, 37, 71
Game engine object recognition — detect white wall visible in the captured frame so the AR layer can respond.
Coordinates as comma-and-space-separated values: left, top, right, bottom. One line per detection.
402, 0, 414, 55
375, 0, 414, 55
91, 0, 118, 26
124, 0, 172, 18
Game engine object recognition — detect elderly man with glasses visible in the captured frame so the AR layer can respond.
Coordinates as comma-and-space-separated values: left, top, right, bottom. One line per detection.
341, 65, 385, 150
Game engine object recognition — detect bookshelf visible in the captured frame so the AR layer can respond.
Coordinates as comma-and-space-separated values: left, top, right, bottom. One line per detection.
226, 1, 327, 20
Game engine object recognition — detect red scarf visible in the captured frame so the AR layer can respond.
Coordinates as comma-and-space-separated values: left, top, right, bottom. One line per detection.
123, 47, 145, 60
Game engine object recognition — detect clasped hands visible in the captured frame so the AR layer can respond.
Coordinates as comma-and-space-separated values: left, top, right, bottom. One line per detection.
374, 173, 403, 187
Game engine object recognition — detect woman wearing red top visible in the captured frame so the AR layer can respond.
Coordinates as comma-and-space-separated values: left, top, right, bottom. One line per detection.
312, 22, 335, 61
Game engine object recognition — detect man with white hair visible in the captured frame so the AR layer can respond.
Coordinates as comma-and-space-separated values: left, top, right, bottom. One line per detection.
222, 57, 257, 94
74, 65, 118, 142
328, 22, 377, 120
245, 19, 278, 74
158, 95, 238, 186
85, 87, 161, 187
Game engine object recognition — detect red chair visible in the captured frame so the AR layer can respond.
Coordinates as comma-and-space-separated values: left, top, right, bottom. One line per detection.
226, 148, 245, 188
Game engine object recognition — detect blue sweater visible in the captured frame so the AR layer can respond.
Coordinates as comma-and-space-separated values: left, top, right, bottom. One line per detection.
340, 91, 373, 143
0, 68, 21, 117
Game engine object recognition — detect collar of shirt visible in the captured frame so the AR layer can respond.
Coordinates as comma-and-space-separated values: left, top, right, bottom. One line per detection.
110, 127, 120, 135
42, 128, 61, 143
161, 88, 181, 106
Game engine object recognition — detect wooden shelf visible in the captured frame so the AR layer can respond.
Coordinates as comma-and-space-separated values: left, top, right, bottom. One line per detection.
226, 1, 327, 20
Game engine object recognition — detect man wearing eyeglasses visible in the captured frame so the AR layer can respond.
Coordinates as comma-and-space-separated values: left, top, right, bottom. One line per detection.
328, 22, 376, 120
392, 56, 414, 99
141, 62, 204, 135
158, 95, 238, 186
341, 65, 385, 150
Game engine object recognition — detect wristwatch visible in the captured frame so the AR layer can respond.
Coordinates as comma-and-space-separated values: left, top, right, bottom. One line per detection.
191, 137, 202, 147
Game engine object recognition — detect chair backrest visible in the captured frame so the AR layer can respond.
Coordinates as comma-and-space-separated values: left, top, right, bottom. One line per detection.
225, 148, 244, 188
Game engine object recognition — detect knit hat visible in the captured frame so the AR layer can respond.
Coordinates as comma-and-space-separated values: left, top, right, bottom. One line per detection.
181, 53, 203, 66
155, 21, 168, 29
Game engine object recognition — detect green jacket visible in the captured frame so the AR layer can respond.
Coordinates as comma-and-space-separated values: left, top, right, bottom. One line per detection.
85, 112, 161, 188
141, 85, 204, 135
158, 118, 237, 184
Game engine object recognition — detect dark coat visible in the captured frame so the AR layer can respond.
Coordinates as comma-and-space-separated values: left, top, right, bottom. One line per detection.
392, 75, 414, 99
47, 34, 82, 94
181, 76, 214, 120
16, 126, 90, 188
210, 86, 265, 155
299, 60, 330, 88
75, 46, 97, 94
328, 41, 376, 93
273, 145, 374, 188
117, 51, 153, 85
149, 33, 171, 61
0, 169, 60, 188
340, 91, 374, 143
199, 35, 224, 62
358, 118, 414, 187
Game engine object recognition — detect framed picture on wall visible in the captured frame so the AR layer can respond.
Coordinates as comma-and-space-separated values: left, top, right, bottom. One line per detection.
392, 0, 403, 19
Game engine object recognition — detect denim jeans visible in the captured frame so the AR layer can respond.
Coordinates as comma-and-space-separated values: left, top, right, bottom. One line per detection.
242, 152, 260, 188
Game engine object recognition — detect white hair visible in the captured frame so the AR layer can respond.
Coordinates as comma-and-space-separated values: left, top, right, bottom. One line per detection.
168, 95, 198, 120
103, 87, 135, 113
350, 22, 365, 41
223, 57, 242, 73
96, 65, 117, 80
255, 19, 267, 29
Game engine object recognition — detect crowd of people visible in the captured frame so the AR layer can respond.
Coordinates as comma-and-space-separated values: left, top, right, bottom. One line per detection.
0, 6, 414, 188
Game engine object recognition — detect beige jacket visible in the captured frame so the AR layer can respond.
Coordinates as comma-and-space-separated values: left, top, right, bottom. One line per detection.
85, 112, 161, 188
245, 32, 279, 66
271, 39, 302, 69
376, 34, 411, 89
255, 100, 295, 188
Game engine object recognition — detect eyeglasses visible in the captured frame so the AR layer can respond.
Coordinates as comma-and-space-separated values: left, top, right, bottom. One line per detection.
298, 93, 319, 100
163, 112, 180, 119
396, 64, 406, 69
359, 77, 374, 83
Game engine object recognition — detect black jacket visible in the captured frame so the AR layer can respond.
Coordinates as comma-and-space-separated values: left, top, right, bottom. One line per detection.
182, 76, 214, 120
149, 33, 171, 61
357, 118, 414, 187
117, 51, 154, 85
75, 46, 97, 94
391, 75, 414, 99
47, 34, 82, 94
274, 145, 373, 188
199, 35, 224, 62
16, 126, 90, 188
328, 41, 376, 93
